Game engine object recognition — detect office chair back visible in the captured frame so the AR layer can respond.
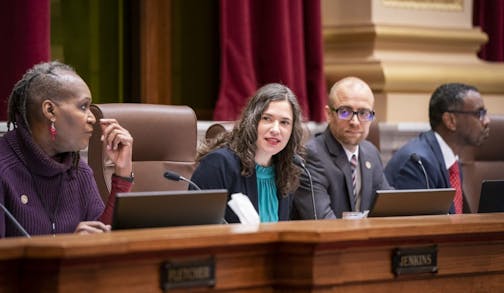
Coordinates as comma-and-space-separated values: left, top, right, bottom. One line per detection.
88, 103, 197, 203
461, 115, 504, 212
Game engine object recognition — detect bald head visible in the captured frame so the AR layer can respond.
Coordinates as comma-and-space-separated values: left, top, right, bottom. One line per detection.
325, 77, 375, 152
329, 77, 374, 108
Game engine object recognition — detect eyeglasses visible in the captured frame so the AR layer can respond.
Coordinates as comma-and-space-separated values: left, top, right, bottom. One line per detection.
329, 106, 375, 122
446, 108, 487, 121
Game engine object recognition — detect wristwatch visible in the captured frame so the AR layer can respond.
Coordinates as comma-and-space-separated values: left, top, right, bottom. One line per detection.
114, 172, 134, 182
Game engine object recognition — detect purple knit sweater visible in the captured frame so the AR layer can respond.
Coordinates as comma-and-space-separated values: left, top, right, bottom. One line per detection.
0, 125, 104, 237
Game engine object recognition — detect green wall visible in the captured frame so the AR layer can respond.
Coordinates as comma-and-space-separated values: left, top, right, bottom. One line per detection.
51, 0, 124, 104
171, 0, 219, 119
51, 0, 220, 119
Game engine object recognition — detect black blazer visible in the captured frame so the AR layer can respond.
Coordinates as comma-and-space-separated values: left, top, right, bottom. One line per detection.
190, 147, 291, 223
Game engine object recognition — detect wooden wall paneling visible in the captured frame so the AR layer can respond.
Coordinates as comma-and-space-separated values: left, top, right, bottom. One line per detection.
139, 0, 172, 105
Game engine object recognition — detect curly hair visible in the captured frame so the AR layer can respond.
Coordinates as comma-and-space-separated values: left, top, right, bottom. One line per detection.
429, 83, 478, 130
198, 83, 305, 195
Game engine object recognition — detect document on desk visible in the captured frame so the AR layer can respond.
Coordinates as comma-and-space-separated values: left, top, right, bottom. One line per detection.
228, 193, 260, 225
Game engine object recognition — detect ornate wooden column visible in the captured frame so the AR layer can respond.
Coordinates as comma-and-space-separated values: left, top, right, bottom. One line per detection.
139, 0, 172, 105
322, 0, 504, 122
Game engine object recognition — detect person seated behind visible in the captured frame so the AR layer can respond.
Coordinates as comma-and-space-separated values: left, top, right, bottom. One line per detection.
384, 83, 490, 214
0, 61, 134, 237
292, 77, 391, 219
190, 83, 304, 223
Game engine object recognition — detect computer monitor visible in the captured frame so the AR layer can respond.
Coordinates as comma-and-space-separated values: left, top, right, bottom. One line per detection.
368, 188, 455, 217
112, 189, 228, 230
478, 180, 504, 213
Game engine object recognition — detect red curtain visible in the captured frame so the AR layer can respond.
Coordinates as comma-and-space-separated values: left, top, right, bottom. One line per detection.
215, 0, 326, 122
473, 0, 504, 62
0, 0, 50, 120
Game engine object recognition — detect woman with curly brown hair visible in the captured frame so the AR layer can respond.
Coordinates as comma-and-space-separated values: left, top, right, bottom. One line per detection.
190, 83, 305, 223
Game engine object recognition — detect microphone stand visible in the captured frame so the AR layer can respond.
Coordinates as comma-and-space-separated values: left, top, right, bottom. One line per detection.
164, 171, 201, 190
410, 153, 430, 189
0, 203, 31, 238
306, 167, 317, 220
163, 170, 227, 223
293, 156, 318, 220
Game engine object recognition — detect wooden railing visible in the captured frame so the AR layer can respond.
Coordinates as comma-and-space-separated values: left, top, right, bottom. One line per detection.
1, 213, 504, 292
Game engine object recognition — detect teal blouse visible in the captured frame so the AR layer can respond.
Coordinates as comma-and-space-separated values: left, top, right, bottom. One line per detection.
255, 164, 279, 222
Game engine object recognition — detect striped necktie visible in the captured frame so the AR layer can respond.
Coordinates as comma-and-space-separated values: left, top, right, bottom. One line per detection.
350, 154, 359, 211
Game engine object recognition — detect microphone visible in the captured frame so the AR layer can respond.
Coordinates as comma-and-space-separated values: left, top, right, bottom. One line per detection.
410, 153, 430, 189
163, 170, 228, 224
293, 155, 317, 220
163, 170, 201, 190
0, 202, 31, 238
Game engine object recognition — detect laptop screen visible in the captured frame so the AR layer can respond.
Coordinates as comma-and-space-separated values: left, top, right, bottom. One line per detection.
112, 189, 228, 230
478, 180, 504, 213
368, 188, 455, 217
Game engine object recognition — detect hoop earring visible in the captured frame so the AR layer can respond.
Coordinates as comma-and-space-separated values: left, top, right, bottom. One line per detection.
49, 120, 57, 141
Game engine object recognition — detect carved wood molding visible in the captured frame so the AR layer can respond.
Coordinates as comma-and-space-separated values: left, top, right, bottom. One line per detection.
323, 25, 504, 94
383, 0, 464, 11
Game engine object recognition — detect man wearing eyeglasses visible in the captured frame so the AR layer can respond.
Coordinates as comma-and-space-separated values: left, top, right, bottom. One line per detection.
292, 77, 391, 219
384, 83, 491, 214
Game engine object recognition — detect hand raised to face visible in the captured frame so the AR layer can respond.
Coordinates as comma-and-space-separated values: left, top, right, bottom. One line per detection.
100, 118, 133, 178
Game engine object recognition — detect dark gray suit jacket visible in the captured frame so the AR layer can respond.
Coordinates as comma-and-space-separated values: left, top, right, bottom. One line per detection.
292, 128, 391, 219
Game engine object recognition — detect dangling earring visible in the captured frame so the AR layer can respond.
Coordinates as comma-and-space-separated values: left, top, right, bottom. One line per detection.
49, 120, 57, 141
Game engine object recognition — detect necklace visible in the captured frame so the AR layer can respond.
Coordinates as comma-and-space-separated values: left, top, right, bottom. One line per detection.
30, 172, 64, 236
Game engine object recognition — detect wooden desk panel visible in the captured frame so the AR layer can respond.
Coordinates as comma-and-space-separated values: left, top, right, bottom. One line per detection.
1, 214, 504, 292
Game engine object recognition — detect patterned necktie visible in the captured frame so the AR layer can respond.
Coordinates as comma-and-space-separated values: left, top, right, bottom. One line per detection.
449, 162, 463, 214
350, 154, 359, 211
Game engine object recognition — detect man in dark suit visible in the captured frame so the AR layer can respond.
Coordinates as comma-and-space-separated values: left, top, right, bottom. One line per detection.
384, 83, 490, 214
293, 77, 391, 219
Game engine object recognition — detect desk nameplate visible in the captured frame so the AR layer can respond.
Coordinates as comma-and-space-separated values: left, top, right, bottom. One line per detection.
160, 257, 215, 291
392, 245, 438, 276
